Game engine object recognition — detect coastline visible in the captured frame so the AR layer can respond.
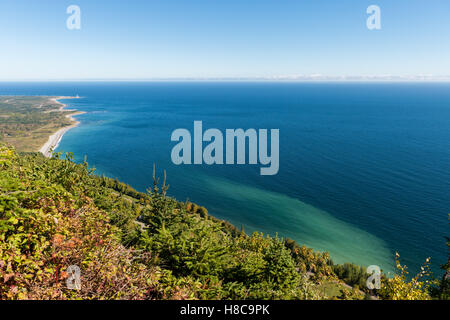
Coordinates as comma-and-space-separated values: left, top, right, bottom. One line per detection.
39, 96, 84, 158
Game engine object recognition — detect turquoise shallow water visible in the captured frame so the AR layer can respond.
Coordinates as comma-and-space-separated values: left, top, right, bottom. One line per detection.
2, 81, 450, 275
200, 175, 392, 268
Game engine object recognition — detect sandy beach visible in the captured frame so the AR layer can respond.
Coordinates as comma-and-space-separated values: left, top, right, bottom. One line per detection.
39, 96, 84, 158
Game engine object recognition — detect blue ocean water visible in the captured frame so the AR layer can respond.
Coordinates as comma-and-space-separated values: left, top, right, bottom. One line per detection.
1, 81, 450, 275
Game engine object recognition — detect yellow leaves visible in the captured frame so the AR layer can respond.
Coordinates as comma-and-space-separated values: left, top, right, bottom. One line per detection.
0, 146, 16, 167
380, 253, 432, 300
7, 217, 18, 225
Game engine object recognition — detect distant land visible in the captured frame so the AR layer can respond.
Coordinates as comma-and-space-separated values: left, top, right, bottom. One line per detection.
0, 96, 81, 154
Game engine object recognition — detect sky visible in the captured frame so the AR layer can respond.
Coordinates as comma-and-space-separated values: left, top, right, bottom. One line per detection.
0, 0, 449, 80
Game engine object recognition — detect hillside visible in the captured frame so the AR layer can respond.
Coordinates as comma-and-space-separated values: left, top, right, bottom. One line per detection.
0, 144, 352, 299
1, 144, 447, 300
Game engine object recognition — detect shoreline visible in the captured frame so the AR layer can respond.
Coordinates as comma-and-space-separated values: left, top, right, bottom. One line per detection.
39, 96, 84, 158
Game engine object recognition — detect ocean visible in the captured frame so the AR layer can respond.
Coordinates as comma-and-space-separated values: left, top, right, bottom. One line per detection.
2, 81, 449, 275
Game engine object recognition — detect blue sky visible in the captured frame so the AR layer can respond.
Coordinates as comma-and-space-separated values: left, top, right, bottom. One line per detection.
0, 0, 449, 80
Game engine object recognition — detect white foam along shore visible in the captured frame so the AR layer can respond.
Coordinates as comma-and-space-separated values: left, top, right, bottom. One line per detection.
39, 96, 84, 158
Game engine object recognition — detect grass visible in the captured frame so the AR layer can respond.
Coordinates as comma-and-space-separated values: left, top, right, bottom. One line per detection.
317, 280, 366, 299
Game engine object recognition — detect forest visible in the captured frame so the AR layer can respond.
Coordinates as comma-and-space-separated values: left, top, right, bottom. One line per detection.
0, 144, 448, 300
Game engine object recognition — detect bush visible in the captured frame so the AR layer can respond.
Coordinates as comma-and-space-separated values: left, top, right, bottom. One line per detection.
378, 253, 432, 300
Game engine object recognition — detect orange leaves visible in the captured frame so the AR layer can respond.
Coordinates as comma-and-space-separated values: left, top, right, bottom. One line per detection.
3, 273, 15, 283
52, 234, 64, 246
59, 271, 68, 280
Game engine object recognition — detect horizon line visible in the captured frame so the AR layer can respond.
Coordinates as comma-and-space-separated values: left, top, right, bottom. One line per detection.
1, 77, 450, 83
